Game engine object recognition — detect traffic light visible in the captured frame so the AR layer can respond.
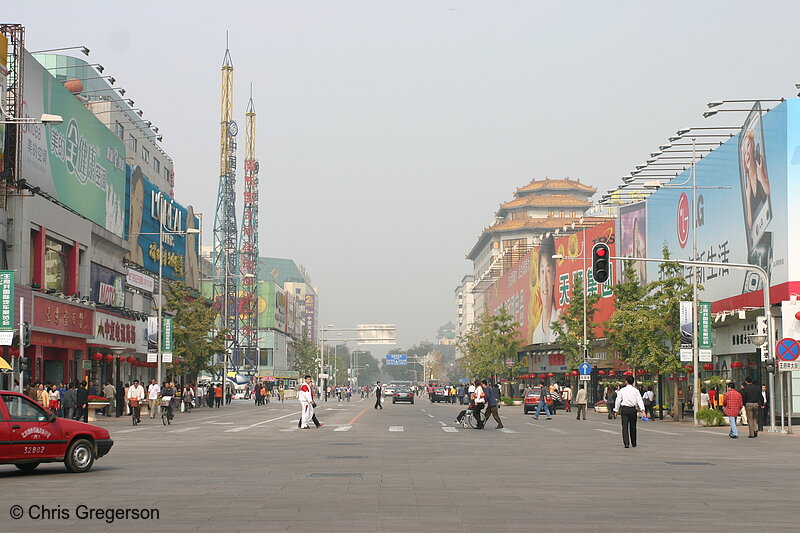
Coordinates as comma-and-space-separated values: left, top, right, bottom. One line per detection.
591, 243, 610, 284
765, 358, 776, 374
22, 322, 31, 348
19, 357, 29, 372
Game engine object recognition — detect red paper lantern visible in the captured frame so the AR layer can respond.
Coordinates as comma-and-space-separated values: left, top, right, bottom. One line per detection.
104, 354, 114, 362
609, 370, 616, 376
539, 374, 546, 379
731, 361, 743, 369
598, 370, 606, 376
547, 372, 554, 377
703, 363, 714, 371
571, 370, 579, 376
93, 353, 103, 361
127, 356, 136, 363
680, 376, 688, 381
624, 370, 633, 376
684, 365, 693, 373
668, 377, 675, 381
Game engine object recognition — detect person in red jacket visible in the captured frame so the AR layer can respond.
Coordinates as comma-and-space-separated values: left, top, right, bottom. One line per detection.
723, 382, 743, 439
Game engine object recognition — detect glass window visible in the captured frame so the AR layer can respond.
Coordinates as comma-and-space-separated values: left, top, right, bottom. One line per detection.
129, 135, 138, 152
559, 210, 565, 218
164, 167, 170, 183
114, 121, 124, 140
548, 210, 554, 218
142, 147, 150, 163
153, 157, 160, 173
1, 394, 49, 422
45, 237, 68, 292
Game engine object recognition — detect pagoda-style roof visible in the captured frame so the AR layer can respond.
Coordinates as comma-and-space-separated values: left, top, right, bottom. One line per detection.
498, 194, 592, 210
467, 216, 611, 260
516, 178, 596, 195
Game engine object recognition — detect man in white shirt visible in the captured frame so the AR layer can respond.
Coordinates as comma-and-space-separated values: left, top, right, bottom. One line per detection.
613, 375, 646, 448
147, 379, 161, 419
574, 384, 587, 420
561, 385, 573, 412
127, 379, 145, 423
298, 375, 315, 429
471, 380, 486, 429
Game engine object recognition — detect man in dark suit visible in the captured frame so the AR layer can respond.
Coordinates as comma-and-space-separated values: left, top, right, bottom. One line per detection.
76, 381, 89, 422
740, 377, 763, 438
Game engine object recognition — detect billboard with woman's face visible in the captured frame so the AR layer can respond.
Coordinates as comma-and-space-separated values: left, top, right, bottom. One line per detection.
617, 202, 647, 284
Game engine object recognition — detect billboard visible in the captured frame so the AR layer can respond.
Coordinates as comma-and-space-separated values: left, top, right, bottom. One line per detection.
125, 165, 200, 288
645, 100, 798, 310
617, 202, 647, 284
486, 220, 617, 345
20, 50, 127, 236
256, 281, 287, 332
90, 263, 125, 307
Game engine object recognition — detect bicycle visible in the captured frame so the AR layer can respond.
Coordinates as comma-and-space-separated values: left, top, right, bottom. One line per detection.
161, 396, 173, 425
129, 399, 141, 426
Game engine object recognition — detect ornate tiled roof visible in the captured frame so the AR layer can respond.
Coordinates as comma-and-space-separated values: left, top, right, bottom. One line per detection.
499, 194, 591, 210
516, 178, 596, 194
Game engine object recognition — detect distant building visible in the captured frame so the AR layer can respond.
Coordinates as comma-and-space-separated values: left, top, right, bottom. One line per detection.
437, 321, 456, 345
454, 275, 476, 360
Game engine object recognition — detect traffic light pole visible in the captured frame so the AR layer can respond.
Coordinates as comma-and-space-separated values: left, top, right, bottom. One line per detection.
18, 296, 24, 394
610, 256, 776, 432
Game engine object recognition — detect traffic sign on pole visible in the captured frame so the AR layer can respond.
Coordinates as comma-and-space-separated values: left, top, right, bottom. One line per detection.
579, 374, 591, 381
578, 362, 592, 376
776, 338, 800, 361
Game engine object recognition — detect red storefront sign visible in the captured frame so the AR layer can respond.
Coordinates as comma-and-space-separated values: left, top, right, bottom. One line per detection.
31, 330, 86, 350
92, 312, 140, 349
33, 295, 94, 337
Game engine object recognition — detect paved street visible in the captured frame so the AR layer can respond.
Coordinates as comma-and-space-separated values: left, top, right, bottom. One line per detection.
2, 397, 798, 532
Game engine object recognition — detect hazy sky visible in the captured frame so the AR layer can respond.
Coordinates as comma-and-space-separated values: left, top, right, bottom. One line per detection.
7, 1, 800, 354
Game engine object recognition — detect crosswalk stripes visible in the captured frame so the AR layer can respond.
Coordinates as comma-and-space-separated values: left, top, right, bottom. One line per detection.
498, 428, 517, 433
594, 428, 616, 434
389, 426, 404, 432
335, 425, 352, 432
168, 426, 200, 434
442, 427, 458, 433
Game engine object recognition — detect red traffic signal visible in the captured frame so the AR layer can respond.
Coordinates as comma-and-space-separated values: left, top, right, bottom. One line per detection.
591, 243, 610, 284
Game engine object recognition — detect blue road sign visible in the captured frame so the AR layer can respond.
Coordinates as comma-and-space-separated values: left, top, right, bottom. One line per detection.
776, 338, 800, 361
386, 353, 408, 366
578, 362, 592, 375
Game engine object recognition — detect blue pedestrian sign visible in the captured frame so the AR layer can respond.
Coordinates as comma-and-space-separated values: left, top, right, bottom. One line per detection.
386, 353, 408, 366
578, 362, 592, 375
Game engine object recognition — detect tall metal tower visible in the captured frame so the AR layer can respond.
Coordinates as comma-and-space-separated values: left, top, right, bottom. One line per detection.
212, 41, 240, 372
239, 86, 260, 370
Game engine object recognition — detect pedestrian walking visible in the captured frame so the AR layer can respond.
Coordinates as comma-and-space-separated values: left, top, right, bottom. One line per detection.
575, 384, 587, 420
723, 382, 743, 439
562, 385, 573, 412
278, 383, 285, 404
62, 382, 77, 420
183, 383, 195, 413
49, 384, 60, 414
127, 379, 145, 423
643, 386, 656, 420
759, 384, 768, 432
76, 381, 89, 422
196, 383, 205, 409
147, 379, 161, 418
740, 377, 762, 438
533, 380, 552, 420
374, 381, 383, 409
214, 383, 223, 408
481, 380, 503, 429
605, 385, 618, 420
116, 381, 125, 417
103, 380, 116, 417
471, 379, 486, 429
613, 375, 646, 448
298, 375, 317, 429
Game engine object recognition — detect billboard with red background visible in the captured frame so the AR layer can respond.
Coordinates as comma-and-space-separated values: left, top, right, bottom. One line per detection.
486, 220, 617, 346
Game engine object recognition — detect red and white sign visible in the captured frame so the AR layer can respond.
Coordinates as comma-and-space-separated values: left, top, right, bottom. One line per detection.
92, 312, 142, 350
33, 294, 94, 337
676, 192, 690, 249
126, 269, 155, 292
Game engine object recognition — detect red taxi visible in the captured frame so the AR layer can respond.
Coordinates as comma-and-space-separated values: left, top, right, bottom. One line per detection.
0, 391, 113, 473
523, 387, 557, 415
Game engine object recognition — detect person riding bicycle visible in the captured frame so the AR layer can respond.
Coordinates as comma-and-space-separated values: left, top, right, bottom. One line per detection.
160, 380, 177, 421
127, 379, 145, 423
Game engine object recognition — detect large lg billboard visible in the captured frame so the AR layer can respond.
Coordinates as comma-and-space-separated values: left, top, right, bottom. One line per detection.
486, 220, 617, 345
624, 100, 799, 311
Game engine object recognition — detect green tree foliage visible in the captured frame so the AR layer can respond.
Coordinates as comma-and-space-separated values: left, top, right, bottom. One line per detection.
163, 280, 227, 378
551, 275, 601, 370
605, 245, 695, 376
291, 335, 319, 377
457, 308, 523, 379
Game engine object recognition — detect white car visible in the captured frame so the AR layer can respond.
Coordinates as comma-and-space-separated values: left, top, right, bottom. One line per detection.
383, 386, 395, 397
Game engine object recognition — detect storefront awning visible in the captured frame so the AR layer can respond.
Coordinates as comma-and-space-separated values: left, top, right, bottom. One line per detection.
0, 357, 12, 372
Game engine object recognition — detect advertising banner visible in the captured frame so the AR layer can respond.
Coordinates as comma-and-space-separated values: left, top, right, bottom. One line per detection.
32, 294, 94, 337
147, 316, 157, 362
617, 202, 647, 284
679, 301, 693, 362
93, 311, 144, 352
698, 301, 712, 362
646, 100, 799, 310
0, 270, 14, 331
486, 220, 616, 346
162, 316, 173, 352
304, 294, 316, 341
125, 165, 200, 288
90, 263, 125, 307
126, 269, 155, 293
20, 51, 127, 236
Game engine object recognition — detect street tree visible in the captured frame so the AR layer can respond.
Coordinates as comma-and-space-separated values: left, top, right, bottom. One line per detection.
291, 335, 319, 377
457, 308, 523, 380
551, 274, 601, 370
163, 280, 227, 381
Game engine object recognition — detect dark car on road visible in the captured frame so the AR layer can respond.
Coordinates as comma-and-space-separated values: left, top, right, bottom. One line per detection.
392, 386, 415, 404
429, 387, 451, 403
0, 391, 114, 473
523, 387, 560, 415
